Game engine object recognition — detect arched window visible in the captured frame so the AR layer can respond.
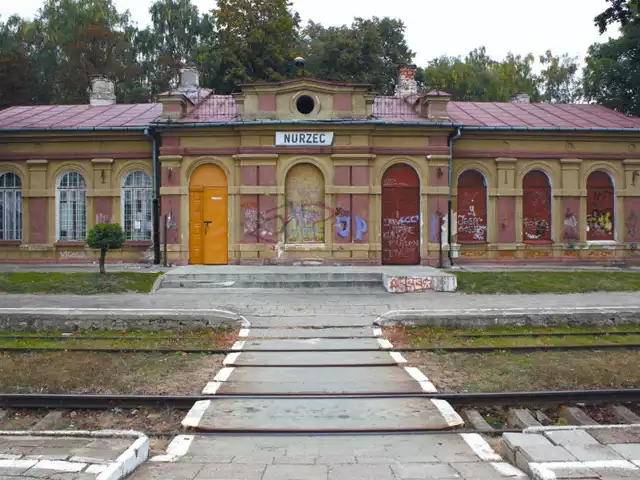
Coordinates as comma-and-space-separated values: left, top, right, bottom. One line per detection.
457, 170, 487, 243
0, 172, 22, 241
522, 170, 552, 242
57, 171, 86, 241
586, 171, 614, 241
122, 171, 153, 241
285, 163, 326, 243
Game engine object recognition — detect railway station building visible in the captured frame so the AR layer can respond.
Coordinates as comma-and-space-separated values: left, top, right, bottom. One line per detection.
1, 65, 639, 266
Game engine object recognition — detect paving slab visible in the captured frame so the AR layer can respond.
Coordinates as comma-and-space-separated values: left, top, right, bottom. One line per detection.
245, 327, 375, 338
586, 428, 640, 445
611, 443, 640, 462
232, 350, 397, 366
194, 398, 463, 432
216, 366, 421, 394
242, 338, 382, 350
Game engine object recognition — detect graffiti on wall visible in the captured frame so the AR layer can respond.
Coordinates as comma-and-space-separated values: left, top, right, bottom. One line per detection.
382, 215, 420, 262
335, 207, 368, 241
387, 276, 432, 293
242, 201, 368, 244
562, 208, 579, 242
628, 211, 639, 240
59, 250, 88, 260
586, 209, 613, 238
457, 204, 486, 242
523, 217, 549, 240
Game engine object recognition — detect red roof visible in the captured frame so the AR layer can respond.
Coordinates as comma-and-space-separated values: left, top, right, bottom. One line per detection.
0, 104, 161, 129
1, 96, 640, 130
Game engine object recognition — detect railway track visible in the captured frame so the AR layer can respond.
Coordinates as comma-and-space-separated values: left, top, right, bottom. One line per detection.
1, 344, 640, 353
1, 389, 639, 437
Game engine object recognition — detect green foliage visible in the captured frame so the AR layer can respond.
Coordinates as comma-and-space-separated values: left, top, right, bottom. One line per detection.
87, 223, 125, 274
213, 0, 300, 92
300, 17, 414, 95
584, 0, 640, 117
0, 272, 159, 294
415, 47, 581, 103
87, 223, 125, 251
0, 0, 637, 114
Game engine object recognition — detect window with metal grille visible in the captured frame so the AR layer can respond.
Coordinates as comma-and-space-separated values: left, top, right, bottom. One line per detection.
122, 170, 152, 241
0, 172, 22, 241
57, 171, 87, 241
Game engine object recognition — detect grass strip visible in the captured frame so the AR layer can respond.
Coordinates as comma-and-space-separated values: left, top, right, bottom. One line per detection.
455, 271, 640, 294
0, 272, 161, 294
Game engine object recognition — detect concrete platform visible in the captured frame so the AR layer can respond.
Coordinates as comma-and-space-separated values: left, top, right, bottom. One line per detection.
242, 338, 382, 351
232, 351, 398, 367
191, 397, 463, 432
245, 327, 376, 338
158, 265, 457, 293
132, 433, 526, 480
216, 366, 421, 394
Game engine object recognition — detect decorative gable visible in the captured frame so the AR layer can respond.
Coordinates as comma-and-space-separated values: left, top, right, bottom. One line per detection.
234, 78, 376, 121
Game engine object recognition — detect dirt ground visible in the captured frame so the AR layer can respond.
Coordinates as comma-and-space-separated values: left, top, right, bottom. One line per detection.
386, 325, 640, 392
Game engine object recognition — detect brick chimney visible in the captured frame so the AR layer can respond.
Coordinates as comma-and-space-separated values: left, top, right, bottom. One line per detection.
395, 64, 418, 97
510, 93, 531, 104
157, 66, 201, 120
89, 76, 116, 106
422, 90, 451, 120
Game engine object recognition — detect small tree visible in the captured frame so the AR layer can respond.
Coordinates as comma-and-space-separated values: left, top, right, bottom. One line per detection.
87, 223, 125, 274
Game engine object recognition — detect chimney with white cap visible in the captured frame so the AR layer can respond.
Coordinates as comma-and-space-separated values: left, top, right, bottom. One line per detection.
89, 76, 116, 106
395, 64, 418, 97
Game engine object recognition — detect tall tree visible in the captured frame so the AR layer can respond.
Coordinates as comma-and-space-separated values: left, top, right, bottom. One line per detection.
301, 17, 414, 95
213, 0, 300, 92
538, 50, 582, 103
135, 0, 216, 96
417, 47, 540, 102
32, 0, 140, 103
595, 0, 640, 33
0, 15, 33, 108
584, 0, 640, 116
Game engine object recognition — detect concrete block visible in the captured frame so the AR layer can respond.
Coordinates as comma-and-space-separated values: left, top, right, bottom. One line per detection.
610, 443, 640, 462
529, 462, 599, 479
559, 407, 600, 426
611, 405, 640, 424
563, 444, 624, 462
505, 432, 577, 473
508, 409, 543, 428
460, 409, 494, 431
544, 430, 601, 447
383, 273, 457, 293
32, 412, 64, 431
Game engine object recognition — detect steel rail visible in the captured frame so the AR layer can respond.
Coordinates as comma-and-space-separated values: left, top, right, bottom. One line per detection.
1, 344, 640, 353
454, 331, 640, 338
1, 389, 640, 409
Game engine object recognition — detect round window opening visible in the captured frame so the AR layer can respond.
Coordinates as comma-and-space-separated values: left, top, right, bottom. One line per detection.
296, 95, 315, 115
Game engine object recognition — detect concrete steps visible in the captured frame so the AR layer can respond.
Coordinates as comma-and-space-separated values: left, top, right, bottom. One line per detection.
157, 266, 457, 293
159, 272, 381, 289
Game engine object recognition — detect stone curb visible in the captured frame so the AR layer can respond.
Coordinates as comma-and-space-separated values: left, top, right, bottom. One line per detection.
150, 273, 165, 295
0, 429, 148, 480
0, 308, 244, 331
375, 306, 640, 328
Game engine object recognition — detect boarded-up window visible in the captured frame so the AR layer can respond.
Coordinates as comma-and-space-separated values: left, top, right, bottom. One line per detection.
586, 171, 614, 241
522, 170, 552, 243
285, 163, 325, 243
457, 170, 487, 243
381, 164, 420, 265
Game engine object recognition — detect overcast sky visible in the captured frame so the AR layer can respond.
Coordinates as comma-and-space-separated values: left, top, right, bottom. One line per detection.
0, 0, 620, 68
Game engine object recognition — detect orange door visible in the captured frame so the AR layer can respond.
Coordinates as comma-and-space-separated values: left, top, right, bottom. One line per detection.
203, 187, 228, 264
189, 164, 228, 265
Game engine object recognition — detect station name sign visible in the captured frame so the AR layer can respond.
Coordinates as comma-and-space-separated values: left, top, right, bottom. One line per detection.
275, 132, 334, 146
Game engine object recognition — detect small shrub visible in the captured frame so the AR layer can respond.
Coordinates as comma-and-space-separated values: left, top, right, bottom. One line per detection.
87, 223, 125, 274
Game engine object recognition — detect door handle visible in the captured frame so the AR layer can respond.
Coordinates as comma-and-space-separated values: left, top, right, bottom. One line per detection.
204, 220, 212, 233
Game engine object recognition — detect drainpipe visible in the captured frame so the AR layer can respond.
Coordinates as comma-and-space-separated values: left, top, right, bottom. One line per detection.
447, 127, 462, 267
144, 127, 161, 265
